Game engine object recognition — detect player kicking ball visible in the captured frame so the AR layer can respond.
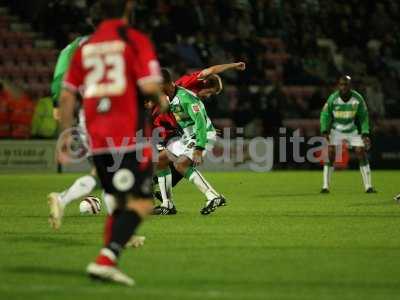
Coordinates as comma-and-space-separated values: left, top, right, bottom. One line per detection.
154, 69, 225, 215
320, 75, 376, 193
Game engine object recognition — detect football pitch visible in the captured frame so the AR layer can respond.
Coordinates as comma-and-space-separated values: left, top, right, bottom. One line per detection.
1, 170, 400, 300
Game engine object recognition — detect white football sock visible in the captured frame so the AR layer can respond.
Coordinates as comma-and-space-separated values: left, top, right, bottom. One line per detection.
59, 175, 97, 207
102, 192, 116, 215
157, 170, 173, 208
188, 169, 219, 201
360, 164, 372, 190
323, 164, 333, 189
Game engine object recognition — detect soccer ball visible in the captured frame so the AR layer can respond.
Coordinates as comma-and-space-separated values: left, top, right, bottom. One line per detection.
79, 196, 101, 215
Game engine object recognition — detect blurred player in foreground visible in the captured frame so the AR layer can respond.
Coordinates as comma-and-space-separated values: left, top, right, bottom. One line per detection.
320, 75, 376, 193
60, 0, 162, 286
48, 3, 112, 230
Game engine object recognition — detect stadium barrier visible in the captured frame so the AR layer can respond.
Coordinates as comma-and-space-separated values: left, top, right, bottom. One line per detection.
0, 137, 399, 172
0, 139, 56, 171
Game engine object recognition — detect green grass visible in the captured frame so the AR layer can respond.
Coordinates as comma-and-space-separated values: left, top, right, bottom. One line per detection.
0, 170, 400, 300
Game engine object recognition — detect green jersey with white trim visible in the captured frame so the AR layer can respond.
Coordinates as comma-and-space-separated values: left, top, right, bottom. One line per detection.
320, 90, 370, 135
169, 87, 215, 148
51, 36, 88, 107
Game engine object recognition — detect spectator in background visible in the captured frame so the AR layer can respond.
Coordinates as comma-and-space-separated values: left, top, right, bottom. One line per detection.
371, 3, 392, 37
176, 36, 203, 68
302, 49, 323, 85
259, 80, 286, 137
315, 48, 339, 83
365, 79, 385, 119
309, 84, 331, 118
31, 96, 57, 138
194, 32, 211, 64
8, 90, 34, 139
4, 0, 400, 124
284, 56, 305, 85
342, 48, 367, 78
236, 10, 255, 40
0, 82, 11, 138
380, 69, 400, 117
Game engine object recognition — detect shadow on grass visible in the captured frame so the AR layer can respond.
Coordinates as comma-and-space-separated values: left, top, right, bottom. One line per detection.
2, 236, 90, 246
255, 192, 319, 199
4, 265, 84, 278
350, 201, 395, 207
168, 278, 400, 291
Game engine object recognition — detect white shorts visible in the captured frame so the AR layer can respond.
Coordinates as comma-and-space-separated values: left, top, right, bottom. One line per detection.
167, 131, 216, 160
329, 129, 364, 147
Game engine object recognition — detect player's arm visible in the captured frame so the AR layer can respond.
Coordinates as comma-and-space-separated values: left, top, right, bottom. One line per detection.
59, 89, 76, 131
57, 88, 77, 165
320, 99, 333, 139
51, 40, 81, 108
52, 40, 82, 122
198, 62, 246, 80
60, 47, 83, 130
51, 50, 69, 122
356, 97, 371, 149
57, 49, 83, 164
357, 99, 370, 136
51, 49, 69, 108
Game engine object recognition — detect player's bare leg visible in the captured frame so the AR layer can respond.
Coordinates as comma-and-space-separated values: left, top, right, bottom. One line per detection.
48, 168, 97, 230
153, 163, 184, 203
87, 197, 153, 286
174, 155, 225, 215
153, 150, 176, 215
355, 146, 375, 193
101, 192, 146, 248
321, 145, 336, 193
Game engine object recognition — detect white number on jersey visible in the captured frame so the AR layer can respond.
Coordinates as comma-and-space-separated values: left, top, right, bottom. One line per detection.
82, 41, 127, 98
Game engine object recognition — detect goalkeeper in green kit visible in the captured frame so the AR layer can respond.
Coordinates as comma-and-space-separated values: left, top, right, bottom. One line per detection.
320, 75, 376, 194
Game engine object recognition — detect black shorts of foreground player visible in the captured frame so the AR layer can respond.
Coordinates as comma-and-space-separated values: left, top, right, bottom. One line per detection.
59, 0, 162, 286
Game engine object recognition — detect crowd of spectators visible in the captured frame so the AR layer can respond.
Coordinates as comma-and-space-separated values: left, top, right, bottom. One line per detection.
3, 0, 400, 138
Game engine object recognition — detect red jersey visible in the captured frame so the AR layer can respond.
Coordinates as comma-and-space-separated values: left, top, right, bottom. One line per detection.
151, 106, 178, 142
64, 19, 161, 154
151, 71, 205, 142
175, 71, 206, 94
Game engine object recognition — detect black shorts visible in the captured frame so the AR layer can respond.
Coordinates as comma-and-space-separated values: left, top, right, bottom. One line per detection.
93, 150, 153, 202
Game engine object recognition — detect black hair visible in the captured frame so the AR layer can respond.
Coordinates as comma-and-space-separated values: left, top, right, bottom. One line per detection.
98, 0, 127, 20
161, 68, 172, 84
89, 2, 103, 27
